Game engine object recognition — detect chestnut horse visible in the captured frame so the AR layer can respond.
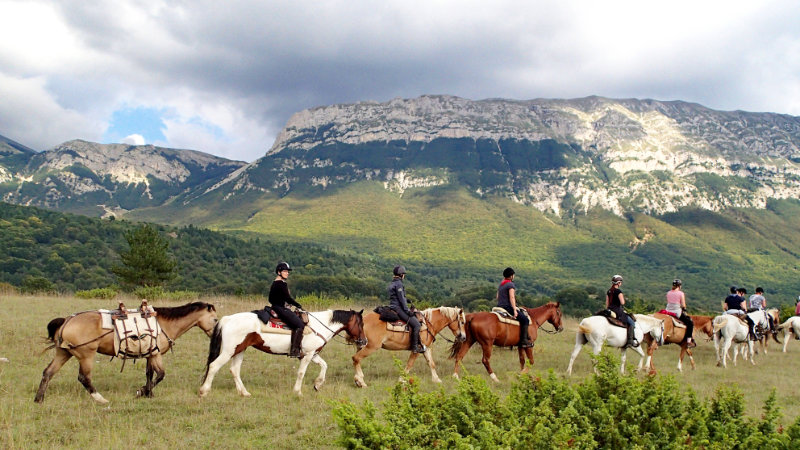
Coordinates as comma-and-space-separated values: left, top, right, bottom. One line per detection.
35, 302, 218, 404
352, 307, 466, 388
641, 314, 714, 373
449, 302, 564, 382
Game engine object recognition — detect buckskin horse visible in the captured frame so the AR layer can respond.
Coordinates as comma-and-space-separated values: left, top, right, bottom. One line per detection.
641, 314, 714, 373
449, 302, 564, 382
200, 309, 366, 397
566, 313, 664, 375
352, 306, 466, 388
35, 302, 218, 404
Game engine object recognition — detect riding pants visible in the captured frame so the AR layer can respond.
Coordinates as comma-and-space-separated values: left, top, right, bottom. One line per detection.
502, 305, 531, 345
395, 309, 422, 350
677, 312, 694, 342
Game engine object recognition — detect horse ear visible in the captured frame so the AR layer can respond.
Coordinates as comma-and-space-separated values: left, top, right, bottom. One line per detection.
358, 309, 364, 315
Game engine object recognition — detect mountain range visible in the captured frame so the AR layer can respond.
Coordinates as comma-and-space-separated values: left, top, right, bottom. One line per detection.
3, 95, 800, 308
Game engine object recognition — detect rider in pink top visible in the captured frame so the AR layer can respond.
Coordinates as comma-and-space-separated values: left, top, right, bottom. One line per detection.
665, 279, 695, 347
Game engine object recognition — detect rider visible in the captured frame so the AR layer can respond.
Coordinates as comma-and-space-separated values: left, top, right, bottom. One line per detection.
722, 286, 758, 340
606, 275, 638, 348
795, 296, 800, 316
749, 287, 774, 333
268, 262, 305, 358
388, 265, 426, 354
666, 279, 695, 348
496, 267, 532, 348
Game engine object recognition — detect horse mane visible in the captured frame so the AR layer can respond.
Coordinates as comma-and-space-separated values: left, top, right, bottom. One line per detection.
331, 309, 355, 325
633, 314, 662, 327
421, 306, 460, 323
153, 302, 215, 321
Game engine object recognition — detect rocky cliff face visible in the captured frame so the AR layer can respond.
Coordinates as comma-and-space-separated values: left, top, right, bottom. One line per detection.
0, 139, 245, 217
215, 95, 800, 216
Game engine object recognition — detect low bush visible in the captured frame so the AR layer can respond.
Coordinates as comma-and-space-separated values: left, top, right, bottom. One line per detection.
332, 353, 800, 449
75, 287, 118, 299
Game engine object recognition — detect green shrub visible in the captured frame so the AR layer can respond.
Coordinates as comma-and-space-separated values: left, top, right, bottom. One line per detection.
0, 281, 16, 295
75, 287, 119, 299
332, 352, 799, 449
20, 275, 55, 294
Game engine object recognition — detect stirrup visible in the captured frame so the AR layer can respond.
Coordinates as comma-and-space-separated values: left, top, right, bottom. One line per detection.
413, 344, 427, 354
519, 340, 533, 349
627, 339, 639, 348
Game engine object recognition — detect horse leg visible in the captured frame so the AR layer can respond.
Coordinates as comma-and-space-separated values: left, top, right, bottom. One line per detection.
620, 348, 628, 374
34, 348, 73, 403
721, 338, 731, 368
352, 341, 379, 388
420, 347, 442, 383
312, 354, 327, 391
403, 352, 420, 380
229, 352, 251, 397
479, 341, 499, 382
199, 344, 237, 398
76, 356, 108, 404
137, 354, 165, 398
566, 332, 588, 376
452, 333, 476, 380
748, 341, 756, 365
520, 347, 534, 373
293, 353, 315, 396
784, 330, 792, 353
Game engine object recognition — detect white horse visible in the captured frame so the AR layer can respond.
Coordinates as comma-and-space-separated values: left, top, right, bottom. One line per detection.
712, 310, 768, 367
566, 314, 664, 375
199, 309, 365, 397
779, 316, 800, 353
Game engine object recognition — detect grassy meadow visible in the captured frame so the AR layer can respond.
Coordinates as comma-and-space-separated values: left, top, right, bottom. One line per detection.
2, 294, 800, 448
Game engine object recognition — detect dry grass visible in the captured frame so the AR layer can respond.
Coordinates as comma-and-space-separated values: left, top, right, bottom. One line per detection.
1, 294, 799, 448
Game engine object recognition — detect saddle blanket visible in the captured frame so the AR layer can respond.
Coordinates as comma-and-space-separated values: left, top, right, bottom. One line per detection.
386, 319, 428, 333
491, 307, 529, 326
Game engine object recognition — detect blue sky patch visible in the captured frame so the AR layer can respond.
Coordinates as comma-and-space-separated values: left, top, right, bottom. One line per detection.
104, 106, 167, 145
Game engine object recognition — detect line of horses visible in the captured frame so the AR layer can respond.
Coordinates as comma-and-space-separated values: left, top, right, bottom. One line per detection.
33, 301, 800, 404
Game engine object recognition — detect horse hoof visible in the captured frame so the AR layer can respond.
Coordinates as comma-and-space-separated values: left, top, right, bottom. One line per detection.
489, 373, 500, 383
239, 391, 251, 397
91, 393, 109, 404
452, 373, 460, 380
313, 384, 322, 392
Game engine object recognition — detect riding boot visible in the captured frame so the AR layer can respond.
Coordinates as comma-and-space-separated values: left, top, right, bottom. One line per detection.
626, 325, 639, 348
412, 332, 427, 353
289, 328, 303, 358
519, 325, 533, 349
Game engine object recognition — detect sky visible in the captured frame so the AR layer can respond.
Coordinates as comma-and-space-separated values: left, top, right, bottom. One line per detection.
1, 1, 799, 162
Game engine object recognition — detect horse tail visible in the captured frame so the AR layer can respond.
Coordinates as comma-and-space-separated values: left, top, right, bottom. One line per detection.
578, 324, 592, 335
713, 317, 728, 333
46, 317, 66, 341
203, 321, 224, 380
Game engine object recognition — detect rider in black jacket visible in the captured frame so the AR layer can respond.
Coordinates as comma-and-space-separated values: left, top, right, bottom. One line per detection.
388, 265, 426, 353
269, 262, 305, 358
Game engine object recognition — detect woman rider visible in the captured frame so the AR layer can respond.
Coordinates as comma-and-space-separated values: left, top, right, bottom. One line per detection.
388, 265, 426, 354
607, 275, 639, 348
496, 267, 532, 348
666, 279, 695, 348
268, 262, 305, 358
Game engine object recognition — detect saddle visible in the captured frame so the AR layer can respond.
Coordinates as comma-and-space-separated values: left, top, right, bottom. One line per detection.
656, 311, 686, 329
594, 309, 634, 328
252, 307, 312, 335
491, 307, 530, 326
373, 307, 428, 333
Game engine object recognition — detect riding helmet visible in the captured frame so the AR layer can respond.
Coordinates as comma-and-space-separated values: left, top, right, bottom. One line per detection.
673, 279, 682, 287
393, 265, 406, 276
611, 274, 623, 283
275, 261, 292, 274
503, 267, 515, 278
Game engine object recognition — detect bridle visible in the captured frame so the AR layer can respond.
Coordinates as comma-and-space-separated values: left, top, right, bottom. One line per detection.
307, 311, 367, 348
424, 308, 466, 344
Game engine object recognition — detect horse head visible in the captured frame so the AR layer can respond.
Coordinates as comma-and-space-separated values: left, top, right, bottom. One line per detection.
447, 307, 467, 342
635, 314, 665, 345
196, 303, 219, 336
346, 309, 368, 348
548, 302, 564, 332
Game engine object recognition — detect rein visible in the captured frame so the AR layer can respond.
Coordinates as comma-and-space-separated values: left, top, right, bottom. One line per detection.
431, 311, 464, 344
306, 311, 362, 347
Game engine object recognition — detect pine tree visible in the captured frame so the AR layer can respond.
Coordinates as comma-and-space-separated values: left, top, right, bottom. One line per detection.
112, 224, 176, 287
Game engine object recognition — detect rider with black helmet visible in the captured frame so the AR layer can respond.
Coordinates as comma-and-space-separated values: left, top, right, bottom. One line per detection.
606, 275, 638, 348
268, 262, 305, 358
388, 265, 426, 354
496, 267, 532, 348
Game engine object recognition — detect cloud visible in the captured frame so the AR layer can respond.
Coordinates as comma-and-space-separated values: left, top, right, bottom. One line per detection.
1, 0, 799, 161
121, 134, 145, 146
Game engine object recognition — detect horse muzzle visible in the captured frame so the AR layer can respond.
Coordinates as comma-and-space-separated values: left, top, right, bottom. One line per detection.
355, 338, 368, 348
457, 333, 467, 343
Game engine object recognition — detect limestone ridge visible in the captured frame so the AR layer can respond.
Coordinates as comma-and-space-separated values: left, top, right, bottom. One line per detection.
222, 95, 800, 216
0, 139, 245, 217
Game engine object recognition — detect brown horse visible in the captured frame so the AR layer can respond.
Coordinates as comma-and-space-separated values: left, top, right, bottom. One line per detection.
641, 314, 714, 373
35, 302, 218, 404
449, 302, 563, 382
352, 306, 466, 388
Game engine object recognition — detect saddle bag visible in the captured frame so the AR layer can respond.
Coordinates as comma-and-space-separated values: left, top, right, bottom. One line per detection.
374, 306, 401, 322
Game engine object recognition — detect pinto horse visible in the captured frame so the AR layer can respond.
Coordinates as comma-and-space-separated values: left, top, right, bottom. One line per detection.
449, 302, 564, 382
352, 306, 466, 388
779, 316, 800, 353
712, 309, 769, 368
35, 302, 218, 404
641, 314, 714, 373
200, 309, 365, 397
566, 314, 664, 375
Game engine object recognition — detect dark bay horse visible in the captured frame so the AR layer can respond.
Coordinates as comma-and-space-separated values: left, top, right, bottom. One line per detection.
642, 314, 714, 373
449, 302, 563, 382
35, 302, 218, 404
352, 307, 466, 388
